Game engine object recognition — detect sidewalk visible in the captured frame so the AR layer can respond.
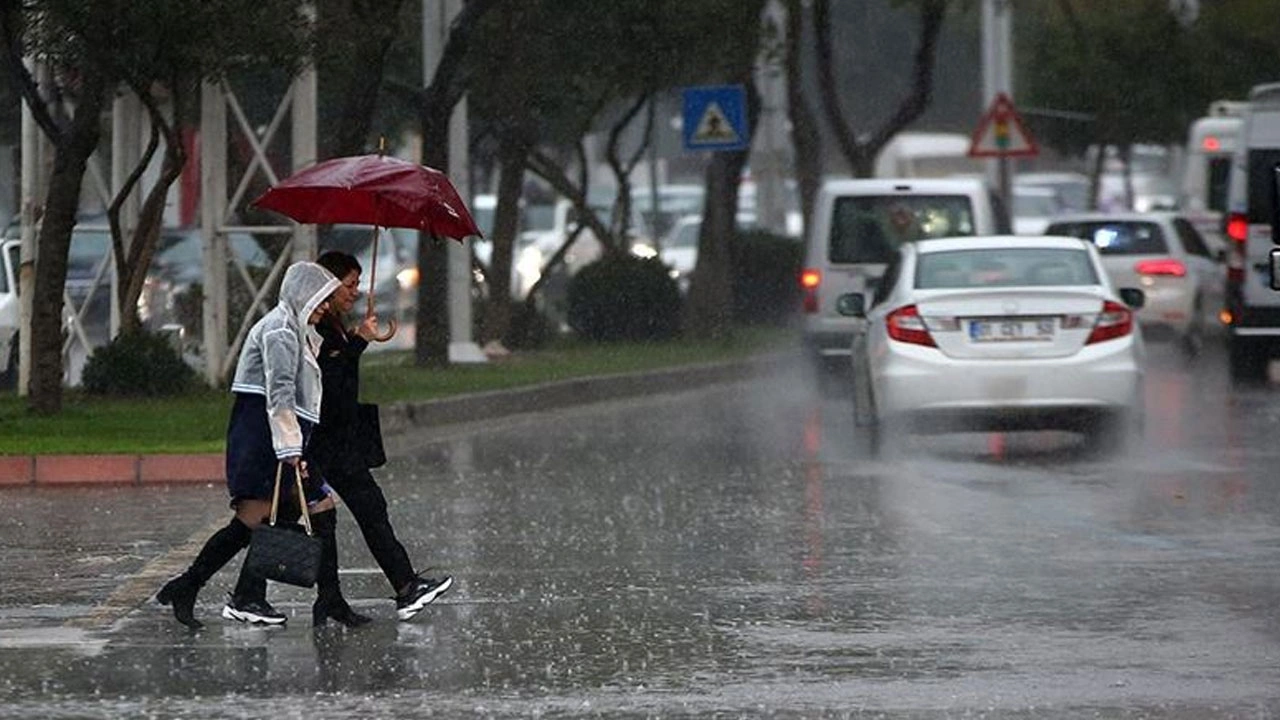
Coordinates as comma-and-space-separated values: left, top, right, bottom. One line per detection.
0, 353, 790, 487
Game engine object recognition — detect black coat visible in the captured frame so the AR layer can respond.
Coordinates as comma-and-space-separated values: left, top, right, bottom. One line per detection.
306, 320, 370, 476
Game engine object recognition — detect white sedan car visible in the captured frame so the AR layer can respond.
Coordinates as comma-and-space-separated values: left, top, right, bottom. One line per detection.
1044, 212, 1223, 355
838, 235, 1146, 455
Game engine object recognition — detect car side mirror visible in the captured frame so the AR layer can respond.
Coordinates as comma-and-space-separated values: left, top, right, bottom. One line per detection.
1119, 287, 1145, 309
836, 293, 867, 318
1270, 248, 1280, 291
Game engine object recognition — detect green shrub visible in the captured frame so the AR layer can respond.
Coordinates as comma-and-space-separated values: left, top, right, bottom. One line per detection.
504, 300, 557, 350
733, 230, 802, 326
81, 329, 198, 396
567, 254, 682, 342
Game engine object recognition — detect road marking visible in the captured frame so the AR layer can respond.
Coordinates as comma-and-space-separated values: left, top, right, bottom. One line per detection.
65, 515, 228, 631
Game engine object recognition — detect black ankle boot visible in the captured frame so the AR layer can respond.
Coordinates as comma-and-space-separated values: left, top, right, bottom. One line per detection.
157, 575, 202, 629
157, 518, 252, 630
313, 595, 373, 628
310, 509, 371, 628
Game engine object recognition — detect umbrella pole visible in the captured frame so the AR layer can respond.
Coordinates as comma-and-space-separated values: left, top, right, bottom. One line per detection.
367, 225, 397, 342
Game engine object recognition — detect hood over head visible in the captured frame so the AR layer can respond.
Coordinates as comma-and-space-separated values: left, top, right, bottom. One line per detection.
280, 261, 340, 324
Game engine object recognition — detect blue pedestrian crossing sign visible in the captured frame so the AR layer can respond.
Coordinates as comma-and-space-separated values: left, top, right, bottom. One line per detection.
682, 84, 749, 152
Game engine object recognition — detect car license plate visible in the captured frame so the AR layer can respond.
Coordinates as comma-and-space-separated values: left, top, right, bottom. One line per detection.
968, 317, 1055, 342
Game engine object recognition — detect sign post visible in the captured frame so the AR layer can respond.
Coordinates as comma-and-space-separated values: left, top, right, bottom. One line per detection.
968, 92, 1038, 217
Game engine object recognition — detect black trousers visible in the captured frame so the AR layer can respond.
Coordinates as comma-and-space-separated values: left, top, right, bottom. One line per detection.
322, 465, 417, 594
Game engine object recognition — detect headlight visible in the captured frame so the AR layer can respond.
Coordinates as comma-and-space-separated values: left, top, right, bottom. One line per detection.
515, 245, 543, 283
632, 242, 657, 259
396, 267, 419, 290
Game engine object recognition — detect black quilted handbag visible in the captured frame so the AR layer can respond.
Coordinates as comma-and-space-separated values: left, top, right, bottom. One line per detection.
245, 463, 322, 588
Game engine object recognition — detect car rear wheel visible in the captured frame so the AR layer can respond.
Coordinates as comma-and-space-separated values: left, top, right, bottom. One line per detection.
1228, 336, 1270, 384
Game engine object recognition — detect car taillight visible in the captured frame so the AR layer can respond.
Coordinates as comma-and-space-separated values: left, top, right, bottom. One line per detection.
1086, 300, 1133, 344
1226, 213, 1248, 244
885, 304, 935, 347
1134, 258, 1186, 277
800, 268, 820, 314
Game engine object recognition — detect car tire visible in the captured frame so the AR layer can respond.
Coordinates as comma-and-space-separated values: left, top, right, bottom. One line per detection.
1228, 336, 1269, 384
1083, 410, 1137, 457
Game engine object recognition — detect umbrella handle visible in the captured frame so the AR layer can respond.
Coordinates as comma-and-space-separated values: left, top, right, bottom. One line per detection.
371, 317, 398, 343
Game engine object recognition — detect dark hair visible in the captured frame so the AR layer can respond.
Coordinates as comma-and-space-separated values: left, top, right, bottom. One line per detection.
316, 250, 362, 279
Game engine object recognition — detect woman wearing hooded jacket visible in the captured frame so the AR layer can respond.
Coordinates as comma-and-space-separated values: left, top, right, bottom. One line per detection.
157, 261, 341, 629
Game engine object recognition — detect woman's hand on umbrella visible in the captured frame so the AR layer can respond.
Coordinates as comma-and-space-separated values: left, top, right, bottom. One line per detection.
355, 315, 380, 341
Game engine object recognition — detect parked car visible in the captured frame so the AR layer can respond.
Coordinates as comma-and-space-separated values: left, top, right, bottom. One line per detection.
139, 229, 273, 332
799, 176, 1012, 368
838, 235, 1146, 455
0, 237, 17, 388
1044, 212, 1222, 355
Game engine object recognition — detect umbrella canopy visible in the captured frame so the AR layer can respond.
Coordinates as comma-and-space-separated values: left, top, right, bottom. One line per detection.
253, 154, 481, 240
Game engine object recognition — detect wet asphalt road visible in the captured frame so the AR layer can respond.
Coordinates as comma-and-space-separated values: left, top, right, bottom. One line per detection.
1, 337, 1279, 718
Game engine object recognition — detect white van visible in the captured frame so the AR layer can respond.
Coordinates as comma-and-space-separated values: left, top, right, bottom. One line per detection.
800, 177, 1011, 364
1180, 100, 1245, 256
873, 132, 986, 179
1223, 82, 1280, 381
1, 238, 19, 388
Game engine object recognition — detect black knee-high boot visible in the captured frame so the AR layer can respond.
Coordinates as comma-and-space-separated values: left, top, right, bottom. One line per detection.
312, 509, 372, 628
157, 518, 252, 629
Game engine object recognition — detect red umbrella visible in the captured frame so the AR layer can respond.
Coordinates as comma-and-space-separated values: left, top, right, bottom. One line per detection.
253, 153, 480, 239
253, 153, 481, 340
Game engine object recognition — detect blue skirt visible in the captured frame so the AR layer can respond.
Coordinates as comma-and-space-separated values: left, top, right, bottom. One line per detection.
225, 393, 328, 505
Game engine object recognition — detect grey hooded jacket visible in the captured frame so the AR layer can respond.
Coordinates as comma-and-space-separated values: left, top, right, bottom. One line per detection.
231, 261, 340, 459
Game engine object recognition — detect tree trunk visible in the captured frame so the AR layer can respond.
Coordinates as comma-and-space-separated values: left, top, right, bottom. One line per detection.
324, 0, 408, 157
28, 77, 107, 414
480, 138, 526, 343
684, 79, 761, 342
812, 0, 946, 178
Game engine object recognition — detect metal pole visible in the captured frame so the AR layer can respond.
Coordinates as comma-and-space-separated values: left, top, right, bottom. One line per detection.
200, 80, 229, 386
291, 65, 318, 262
982, 0, 1013, 204
425, 0, 485, 363
110, 91, 142, 336
17, 60, 50, 397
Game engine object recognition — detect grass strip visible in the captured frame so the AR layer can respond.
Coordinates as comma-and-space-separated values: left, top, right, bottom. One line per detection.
0, 327, 794, 455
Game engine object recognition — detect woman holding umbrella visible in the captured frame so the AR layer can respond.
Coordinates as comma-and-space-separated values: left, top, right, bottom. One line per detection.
310, 250, 452, 624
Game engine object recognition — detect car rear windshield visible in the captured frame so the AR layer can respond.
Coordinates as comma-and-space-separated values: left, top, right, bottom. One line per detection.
1044, 221, 1168, 255
829, 194, 976, 264
1246, 149, 1280, 223
915, 248, 1099, 289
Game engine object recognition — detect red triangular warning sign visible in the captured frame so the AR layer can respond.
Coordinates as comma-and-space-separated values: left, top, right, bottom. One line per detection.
968, 93, 1038, 158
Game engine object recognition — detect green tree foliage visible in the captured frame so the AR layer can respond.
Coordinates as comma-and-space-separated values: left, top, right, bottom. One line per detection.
1022, 0, 1280, 157
4, 0, 313, 413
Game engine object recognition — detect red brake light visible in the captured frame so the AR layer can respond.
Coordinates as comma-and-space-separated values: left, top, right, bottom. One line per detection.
1226, 213, 1248, 243
1086, 300, 1133, 344
800, 268, 820, 314
1134, 258, 1186, 277
885, 304, 935, 347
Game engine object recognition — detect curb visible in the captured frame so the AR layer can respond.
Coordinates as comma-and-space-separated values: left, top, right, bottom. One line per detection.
1, 352, 792, 487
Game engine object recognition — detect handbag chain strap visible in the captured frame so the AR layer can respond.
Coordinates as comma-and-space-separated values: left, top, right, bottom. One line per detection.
268, 461, 315, 536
